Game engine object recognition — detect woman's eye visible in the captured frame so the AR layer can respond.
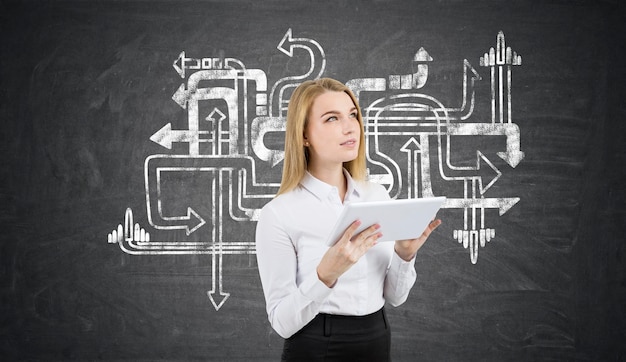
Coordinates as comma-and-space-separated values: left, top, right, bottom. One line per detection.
350, 112, 357, 118
326, 116, 338, 122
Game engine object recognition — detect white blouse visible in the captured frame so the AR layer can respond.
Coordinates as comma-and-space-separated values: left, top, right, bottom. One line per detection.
255, 170, 418, 338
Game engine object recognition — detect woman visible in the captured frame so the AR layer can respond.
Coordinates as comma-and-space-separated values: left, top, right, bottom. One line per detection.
255, 78, 441, 361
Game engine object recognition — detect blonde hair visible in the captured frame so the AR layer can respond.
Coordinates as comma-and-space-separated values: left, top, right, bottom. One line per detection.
276, 78, 367, 196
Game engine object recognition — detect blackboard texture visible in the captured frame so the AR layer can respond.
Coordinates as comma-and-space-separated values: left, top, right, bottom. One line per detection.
2, 0, 625, 360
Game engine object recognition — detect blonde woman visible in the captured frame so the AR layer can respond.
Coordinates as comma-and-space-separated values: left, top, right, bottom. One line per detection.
256, 78, 441, 361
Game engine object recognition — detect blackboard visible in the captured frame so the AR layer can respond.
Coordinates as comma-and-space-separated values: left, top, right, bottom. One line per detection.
2, 0, 625, 360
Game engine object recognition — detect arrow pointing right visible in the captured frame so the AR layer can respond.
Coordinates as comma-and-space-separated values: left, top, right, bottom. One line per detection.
442, 197, 519, 216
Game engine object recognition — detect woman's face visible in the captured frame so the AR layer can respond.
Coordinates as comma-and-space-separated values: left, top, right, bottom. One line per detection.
304, 91, 361, 169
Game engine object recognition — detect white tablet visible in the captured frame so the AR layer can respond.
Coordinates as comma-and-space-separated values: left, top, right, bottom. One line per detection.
326, 196, 446, 246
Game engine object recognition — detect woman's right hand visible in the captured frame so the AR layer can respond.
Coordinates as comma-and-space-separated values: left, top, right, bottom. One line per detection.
316, 220, 382, 288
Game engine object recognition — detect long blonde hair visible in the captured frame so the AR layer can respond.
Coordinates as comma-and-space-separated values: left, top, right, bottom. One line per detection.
276, 78, 367, 196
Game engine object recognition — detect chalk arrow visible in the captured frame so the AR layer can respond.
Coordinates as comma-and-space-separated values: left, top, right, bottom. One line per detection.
443, 197, 519, 216
180, 207, 206, 235
172, 51, 185, 78
399, 137, 422, 152
207, 171, 230, 311
400, 137, 422, 198
277, 28, 296, 57
251, 116, 285, 167
172, 83, 190, 109
208, 249, 230, 310
208, 291, 230, 311
153, 206, 206, 236
206, 108, 226, 123
412, 47, 433, 89
270, 28, 326, 117
476, 151, 501, 194
447, 123, 525, 168
497, 150, 524, 168
150, 123, 210, 150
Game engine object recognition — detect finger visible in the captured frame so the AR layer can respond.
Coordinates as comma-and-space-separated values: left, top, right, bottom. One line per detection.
338, 219, 362, 245
369, 231, 383, 247
353, 224, 381, 245
420, 219, 442, 239
355, 224, 380, 242
429, 218, 442, 230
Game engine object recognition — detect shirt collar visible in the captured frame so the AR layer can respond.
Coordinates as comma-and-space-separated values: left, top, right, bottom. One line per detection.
343, 169, 362, 202
300, 169, 362, 201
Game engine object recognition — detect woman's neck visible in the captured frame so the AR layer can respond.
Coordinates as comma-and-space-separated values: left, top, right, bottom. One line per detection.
308, 164, 347, 199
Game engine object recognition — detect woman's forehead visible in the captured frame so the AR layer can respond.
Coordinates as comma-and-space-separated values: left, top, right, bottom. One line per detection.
310, 91, 355, 116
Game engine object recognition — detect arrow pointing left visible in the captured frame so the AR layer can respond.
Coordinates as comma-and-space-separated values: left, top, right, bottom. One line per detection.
150, 123, 211, 150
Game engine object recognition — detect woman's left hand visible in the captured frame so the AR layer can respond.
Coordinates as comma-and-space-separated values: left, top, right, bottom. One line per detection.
394, 219, 442, 261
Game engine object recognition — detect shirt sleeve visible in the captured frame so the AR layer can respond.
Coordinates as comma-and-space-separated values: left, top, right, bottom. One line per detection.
255, 203, 333, 338
383, 245, 418, 307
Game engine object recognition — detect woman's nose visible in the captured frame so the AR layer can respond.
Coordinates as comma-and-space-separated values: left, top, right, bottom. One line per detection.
341, 116, 356, 133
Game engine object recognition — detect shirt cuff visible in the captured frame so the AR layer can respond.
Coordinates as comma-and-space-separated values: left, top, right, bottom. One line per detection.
299, 273, 334, 304
391, 250, 417, 273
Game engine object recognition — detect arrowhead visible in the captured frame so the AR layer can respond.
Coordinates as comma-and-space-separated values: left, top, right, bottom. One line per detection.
206, 107, 226, 123
497, 151, 525, 168
413, 47, 433, 62
277, 28, 294, 57
207, 291, 231, 311
400, 137, 421, 152
185, 208, 206, 235
150, 123, 173, 149
463, 59, 482, 81
477, 151, 501, 193
173, 51, 185, 78
268, 151, 285, 168
246, 209, 261, 221
497, 197, 520, 215
172, 83, 188, 109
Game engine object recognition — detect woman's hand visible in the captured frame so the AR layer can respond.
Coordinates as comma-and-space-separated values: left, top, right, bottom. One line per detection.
316, 220, 382, 288
394, 219, 442, 261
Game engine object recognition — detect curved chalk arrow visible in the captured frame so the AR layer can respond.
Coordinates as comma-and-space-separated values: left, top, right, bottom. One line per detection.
250, 116, 285, 167
269, 28, 326, 117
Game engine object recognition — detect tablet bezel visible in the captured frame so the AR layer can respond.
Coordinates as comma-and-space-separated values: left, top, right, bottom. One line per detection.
325, 196, 446, 246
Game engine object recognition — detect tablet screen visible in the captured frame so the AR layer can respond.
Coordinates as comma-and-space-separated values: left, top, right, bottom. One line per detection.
326, 196, 446, 246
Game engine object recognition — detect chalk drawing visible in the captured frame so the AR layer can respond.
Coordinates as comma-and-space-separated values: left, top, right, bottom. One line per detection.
107, 30, 524, 309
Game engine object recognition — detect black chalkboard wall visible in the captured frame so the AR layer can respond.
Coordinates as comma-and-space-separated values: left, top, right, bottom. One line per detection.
2, 0, 625, 360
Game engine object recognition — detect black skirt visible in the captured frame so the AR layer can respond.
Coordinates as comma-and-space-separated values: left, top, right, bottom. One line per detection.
281, 308, 391, 362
